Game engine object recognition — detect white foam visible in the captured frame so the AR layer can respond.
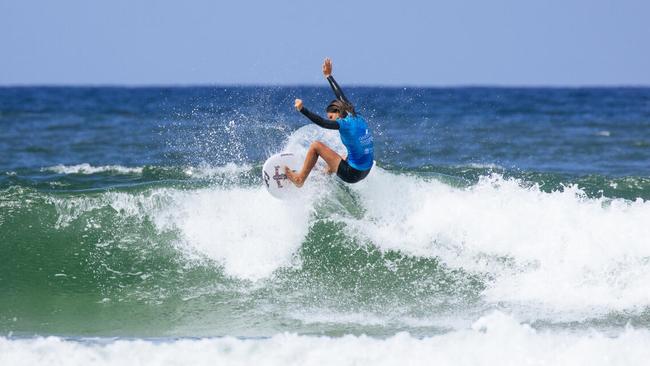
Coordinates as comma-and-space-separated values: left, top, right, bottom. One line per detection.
182, 162, 252, 178
42, 163, 253, 178
467, 163, 503, 169
290, 309, 468, 330
155, 186, 315, 280
2, 312, 650, 366
343, 170, 650, 315
43, 164, 144, 175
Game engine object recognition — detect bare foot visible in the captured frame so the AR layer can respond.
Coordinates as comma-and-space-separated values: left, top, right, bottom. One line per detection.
285, 167, 304, 188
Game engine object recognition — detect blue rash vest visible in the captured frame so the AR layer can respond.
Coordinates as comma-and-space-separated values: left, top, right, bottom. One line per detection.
337, 114, 374, 171
298, 74, 375, 172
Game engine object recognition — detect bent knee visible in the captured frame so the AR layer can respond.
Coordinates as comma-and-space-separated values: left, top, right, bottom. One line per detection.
310, 141, 325, 150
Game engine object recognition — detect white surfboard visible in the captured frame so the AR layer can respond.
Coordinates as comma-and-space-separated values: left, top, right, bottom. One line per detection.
262, 152, 301, 199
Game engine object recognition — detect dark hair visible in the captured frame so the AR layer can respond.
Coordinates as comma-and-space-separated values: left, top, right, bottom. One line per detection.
326, 99, 355, 118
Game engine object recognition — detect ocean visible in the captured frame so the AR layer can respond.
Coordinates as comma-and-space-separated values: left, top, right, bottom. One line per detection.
1, 86, 650, 365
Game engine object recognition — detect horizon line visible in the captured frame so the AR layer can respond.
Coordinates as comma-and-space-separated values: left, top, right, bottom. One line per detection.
1, 82, 650, 89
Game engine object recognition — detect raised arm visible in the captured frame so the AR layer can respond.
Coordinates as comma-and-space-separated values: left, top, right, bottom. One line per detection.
295, 99, 339, 130
301, 108, 340, 130
322, 58, 350, 104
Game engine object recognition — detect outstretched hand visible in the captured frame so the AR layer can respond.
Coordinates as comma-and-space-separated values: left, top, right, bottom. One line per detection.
294, 99, 303, 111
322, 58, 332, 77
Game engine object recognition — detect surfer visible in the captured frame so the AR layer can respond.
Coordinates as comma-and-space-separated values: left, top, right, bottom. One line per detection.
286, 58, 374, 187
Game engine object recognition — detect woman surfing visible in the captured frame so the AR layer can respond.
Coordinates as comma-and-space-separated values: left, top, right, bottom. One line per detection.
286, 58, 374, 187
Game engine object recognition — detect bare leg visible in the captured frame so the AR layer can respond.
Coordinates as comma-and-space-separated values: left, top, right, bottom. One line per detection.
286, 141, 342, 188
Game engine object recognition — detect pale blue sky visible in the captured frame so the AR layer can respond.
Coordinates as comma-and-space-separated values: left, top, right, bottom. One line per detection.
1, 0, 648, 86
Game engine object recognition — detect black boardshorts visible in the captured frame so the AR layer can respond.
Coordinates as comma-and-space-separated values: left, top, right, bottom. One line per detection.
336, 159, 371, 184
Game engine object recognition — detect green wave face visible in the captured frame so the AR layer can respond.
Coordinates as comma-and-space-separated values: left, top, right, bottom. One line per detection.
1, 186, 198, 335
2, 164, 650, 337
0, 178, 484, 337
